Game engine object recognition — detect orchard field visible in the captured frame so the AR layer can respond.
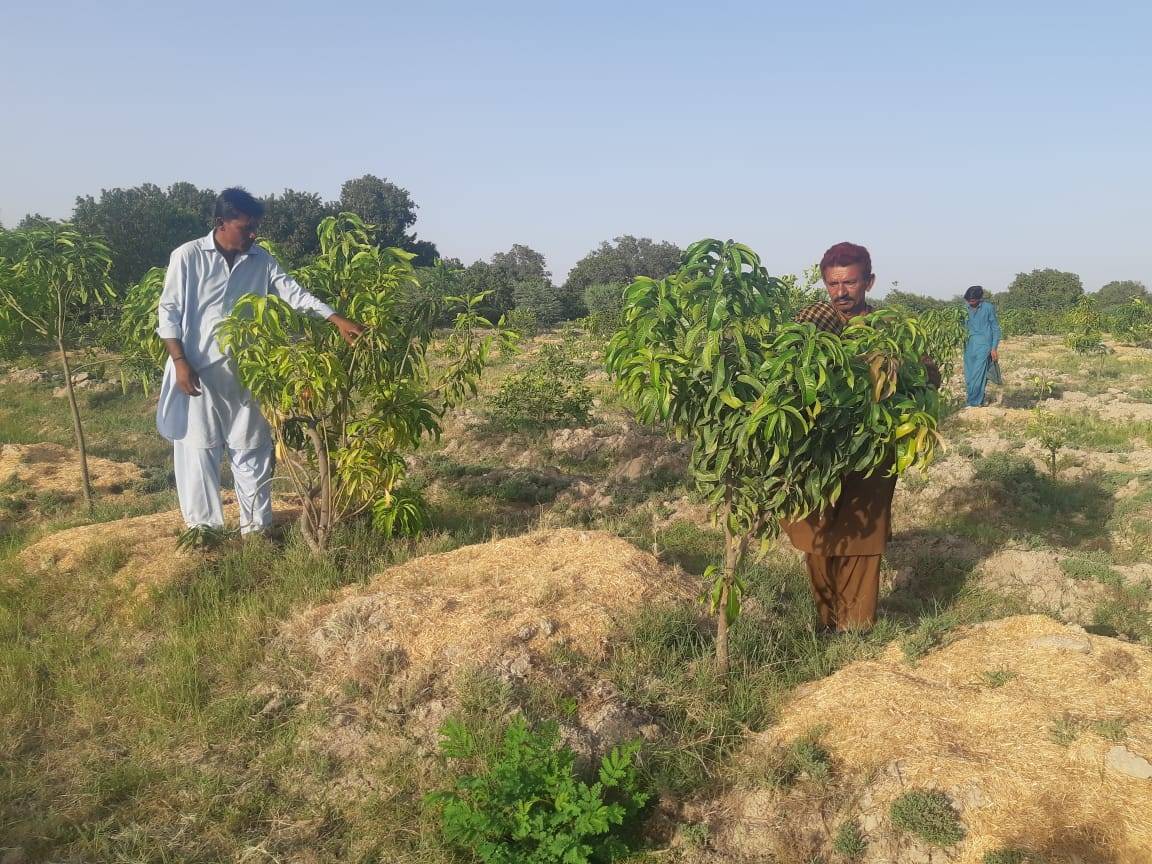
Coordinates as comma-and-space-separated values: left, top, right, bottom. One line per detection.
3, 318, 1152, 863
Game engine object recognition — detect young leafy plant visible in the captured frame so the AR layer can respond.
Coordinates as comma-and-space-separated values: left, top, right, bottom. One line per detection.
606, 239, 942, 672
0, 224, 114, 507
218, 213, 506, 554
427, 715, 649, 864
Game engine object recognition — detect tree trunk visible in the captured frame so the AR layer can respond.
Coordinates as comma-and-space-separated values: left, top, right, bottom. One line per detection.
303, 423, 332, 554
715, 525, 744, 676
57, 338, 93, 509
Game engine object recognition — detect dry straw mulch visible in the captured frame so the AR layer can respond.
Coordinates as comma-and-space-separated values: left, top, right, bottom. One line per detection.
716, 615, 1152, 864
0, 442, 143, 498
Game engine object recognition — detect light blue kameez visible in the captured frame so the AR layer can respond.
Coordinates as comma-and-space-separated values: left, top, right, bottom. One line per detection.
963, 301, 1002, 407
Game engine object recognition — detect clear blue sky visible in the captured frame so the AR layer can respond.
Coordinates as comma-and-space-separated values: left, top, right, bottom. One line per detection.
2, 1, 1149, 297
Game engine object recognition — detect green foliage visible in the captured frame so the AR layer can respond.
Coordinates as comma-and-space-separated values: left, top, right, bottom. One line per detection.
505, 307, 540, 337
564, 235, 682, 302
1105, 298, 1152, 346
218, 213, 503, 554
1094, 279, 1150, 309
998, 308, 1064, 337
584, 282, 626, 336
777, 263, 823, 316
427, 715, 648, 864
512, 277, 565, 326
983, 849, 1043, 864
832, 820, 867, 858
117, 266, 168, 391
606, 239, 943, 668
0, 223, 115, 506
1029, 408, 1067, 476
71, 181, 215, 288
881, 288, 952, 315
1063, 297, 1105, 354
889, 789, 965, 847
920, 306, 968, 385
999, 268, 1084, 316
488, 343, 593, 429
175, 524, 240, 551
371, 487, 432, 539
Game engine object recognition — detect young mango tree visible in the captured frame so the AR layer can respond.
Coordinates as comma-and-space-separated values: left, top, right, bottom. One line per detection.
217, 213, 505, 555
0, 224, 114, 507
606, 239, 942, 672
920, 306, 968, 386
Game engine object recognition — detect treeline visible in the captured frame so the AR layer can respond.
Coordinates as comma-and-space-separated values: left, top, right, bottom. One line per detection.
882, 271, 1150, 338
9, 176, 686, 331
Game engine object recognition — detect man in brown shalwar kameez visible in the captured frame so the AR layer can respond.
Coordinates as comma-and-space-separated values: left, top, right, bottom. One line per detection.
781, 241, 902, 632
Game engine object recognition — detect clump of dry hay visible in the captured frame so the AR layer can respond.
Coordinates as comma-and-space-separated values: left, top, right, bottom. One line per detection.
280, 528, 695, 706
714, 615, 1152, 864
0, 442, 142, 498
17, 499, 299, 604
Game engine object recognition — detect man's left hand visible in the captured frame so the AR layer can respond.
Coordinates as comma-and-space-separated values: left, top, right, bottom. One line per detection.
329, 313, 366, 346
990, 349, 999, 362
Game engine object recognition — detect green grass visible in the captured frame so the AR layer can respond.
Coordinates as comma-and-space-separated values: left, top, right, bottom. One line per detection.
832, 820, 867, 858
889, 789, 966, 847
979, 666, 1017, 688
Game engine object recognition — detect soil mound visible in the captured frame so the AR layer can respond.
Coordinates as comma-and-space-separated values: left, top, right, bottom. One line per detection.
285, 528, 694, 699
18, 499, 299, 604
0, 442, 142, 498
707, 615, 1152, 864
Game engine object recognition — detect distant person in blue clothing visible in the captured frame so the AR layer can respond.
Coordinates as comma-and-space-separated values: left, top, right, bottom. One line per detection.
962, 285, 1002, 407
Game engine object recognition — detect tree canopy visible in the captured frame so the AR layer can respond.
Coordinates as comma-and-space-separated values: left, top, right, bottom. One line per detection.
563, 236, 682, 297
1093, 279, 1150, 309
998, 268, 1084, 314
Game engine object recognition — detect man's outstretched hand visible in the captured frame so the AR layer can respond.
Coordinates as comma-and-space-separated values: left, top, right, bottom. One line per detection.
329, 313, 367, 346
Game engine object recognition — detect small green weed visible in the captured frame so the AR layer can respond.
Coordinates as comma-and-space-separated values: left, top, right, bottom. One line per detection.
983, 849, 1043, 864
832, 819, 867, 858
978, 667, 1017, 688
1048, 713, 1081, 746
889, 789, 965, 847
426, 715, 649, 864
1090, 717, 1128, 742
902, 612, 956, 662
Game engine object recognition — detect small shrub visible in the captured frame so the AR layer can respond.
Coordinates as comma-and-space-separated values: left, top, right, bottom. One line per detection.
512, 278, 564, 327
488, 343, 594, 429
1091, 717, 1129, 742
1048, 712, 1081, 746
1029, 409, 1066, 477
983, 848, 1043, 864
902, 613, 955, 662
427, 715, 648, 864
978, 667, 1016, 688
832, 820, 867, 858
505, 306, 539, 337
584, 282, 625, 336
889, 789, 965, 847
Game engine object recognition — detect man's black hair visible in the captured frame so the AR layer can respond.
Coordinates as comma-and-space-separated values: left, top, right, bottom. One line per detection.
214, 187, 265, 222
963, 285, 984, 301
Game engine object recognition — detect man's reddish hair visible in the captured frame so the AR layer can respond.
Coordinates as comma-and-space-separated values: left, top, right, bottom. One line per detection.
820, 242, 872, 277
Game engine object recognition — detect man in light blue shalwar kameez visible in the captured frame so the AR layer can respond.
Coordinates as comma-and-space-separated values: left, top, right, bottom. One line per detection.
156, 188, 364, 535
962, 285, 1002, 407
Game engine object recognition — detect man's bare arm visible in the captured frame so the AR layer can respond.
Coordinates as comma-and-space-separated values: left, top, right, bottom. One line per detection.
163, 337, 201, 396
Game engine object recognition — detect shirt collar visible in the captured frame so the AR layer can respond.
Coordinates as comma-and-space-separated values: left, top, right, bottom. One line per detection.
198, 230, 263, 260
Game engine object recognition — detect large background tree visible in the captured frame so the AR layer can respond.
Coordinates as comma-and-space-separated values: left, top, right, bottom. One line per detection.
998, 268, 1084, 314
336, 174, 438, 264
563, 236, 683, 312
1093, 279, 1150, 309
71, 182, 215, 288
259, 189, 333, 268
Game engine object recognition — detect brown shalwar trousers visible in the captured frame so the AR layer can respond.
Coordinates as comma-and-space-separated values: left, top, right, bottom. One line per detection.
803, 553, 882, 632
